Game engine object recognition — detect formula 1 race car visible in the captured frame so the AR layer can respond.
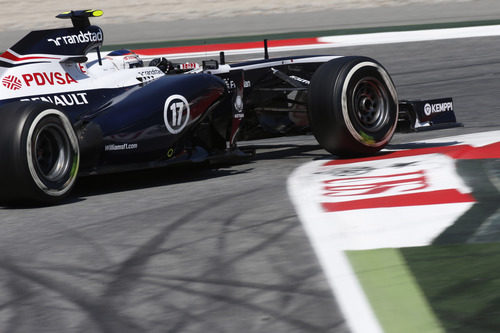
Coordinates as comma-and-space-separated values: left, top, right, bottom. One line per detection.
0, 10, 460, 204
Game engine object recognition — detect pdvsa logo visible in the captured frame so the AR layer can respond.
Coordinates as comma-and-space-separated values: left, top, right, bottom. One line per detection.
2, 75, 22, 90
2, 72, 78, 90
22, 72, 77, 87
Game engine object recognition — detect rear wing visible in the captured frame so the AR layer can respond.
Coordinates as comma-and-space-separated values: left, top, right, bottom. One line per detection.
0, 9, 103, 68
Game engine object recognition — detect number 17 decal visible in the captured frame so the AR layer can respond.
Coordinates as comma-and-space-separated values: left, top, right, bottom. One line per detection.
164, 94, 190, 134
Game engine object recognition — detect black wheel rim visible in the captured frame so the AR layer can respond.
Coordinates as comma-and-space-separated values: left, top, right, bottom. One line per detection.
351, 77, 389, 132
34, 123, 71, 183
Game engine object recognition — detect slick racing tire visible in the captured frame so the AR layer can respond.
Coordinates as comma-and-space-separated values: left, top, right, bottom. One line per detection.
308, 56, 398, 156
0, 102, 80, 205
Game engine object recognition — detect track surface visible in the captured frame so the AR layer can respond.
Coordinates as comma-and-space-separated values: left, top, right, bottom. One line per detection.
1, 26, 500, 333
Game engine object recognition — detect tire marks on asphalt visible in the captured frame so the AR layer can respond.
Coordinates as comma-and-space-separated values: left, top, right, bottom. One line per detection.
0, 184, 342, 332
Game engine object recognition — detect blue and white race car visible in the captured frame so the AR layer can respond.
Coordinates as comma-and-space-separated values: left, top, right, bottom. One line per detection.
0, 10, 459, 204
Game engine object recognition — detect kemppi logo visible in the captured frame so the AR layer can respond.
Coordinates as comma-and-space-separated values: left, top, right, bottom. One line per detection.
424, 102, 453, 116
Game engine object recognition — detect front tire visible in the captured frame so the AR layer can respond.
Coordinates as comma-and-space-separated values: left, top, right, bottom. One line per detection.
308, 56, 398, 156
0, 102, 79, 204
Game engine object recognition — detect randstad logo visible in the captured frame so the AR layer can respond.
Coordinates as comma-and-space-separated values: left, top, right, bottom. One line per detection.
48, 30, 103, 46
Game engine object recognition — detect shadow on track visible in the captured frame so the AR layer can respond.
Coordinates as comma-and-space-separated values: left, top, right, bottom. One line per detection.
73, 143, 324, 198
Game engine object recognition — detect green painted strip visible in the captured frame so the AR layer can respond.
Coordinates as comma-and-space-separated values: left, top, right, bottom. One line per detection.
346, 248, 444, 333
102, 19, 500, 51
401, 243, 500, 333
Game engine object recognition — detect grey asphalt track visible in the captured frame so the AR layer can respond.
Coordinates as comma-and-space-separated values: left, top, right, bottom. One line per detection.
1, 3, 500, 333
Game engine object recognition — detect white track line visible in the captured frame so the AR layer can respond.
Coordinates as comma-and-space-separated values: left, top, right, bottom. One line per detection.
288, 131, 500, 333
319, 24, 500, 47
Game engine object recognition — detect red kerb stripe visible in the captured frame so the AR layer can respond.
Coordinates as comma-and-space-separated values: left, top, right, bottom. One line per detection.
135, 38, 321, 56
321, 189, 475, 212
323, 142, 500, 167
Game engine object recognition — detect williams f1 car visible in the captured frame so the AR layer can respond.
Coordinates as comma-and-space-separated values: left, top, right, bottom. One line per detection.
0, 10, 460, 204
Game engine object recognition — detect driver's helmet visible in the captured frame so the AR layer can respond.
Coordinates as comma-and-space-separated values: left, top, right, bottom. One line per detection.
106, 49, 143, 69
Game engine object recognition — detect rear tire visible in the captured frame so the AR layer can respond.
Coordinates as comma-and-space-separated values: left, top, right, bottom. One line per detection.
0, 102, 79, 205
308, 56, 398, 156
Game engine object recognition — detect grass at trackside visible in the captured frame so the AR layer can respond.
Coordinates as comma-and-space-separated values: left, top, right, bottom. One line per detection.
102, 19, 500, 51
401, 243, 500, 333
347, 248, 444, 333
348, 244, 500, 333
